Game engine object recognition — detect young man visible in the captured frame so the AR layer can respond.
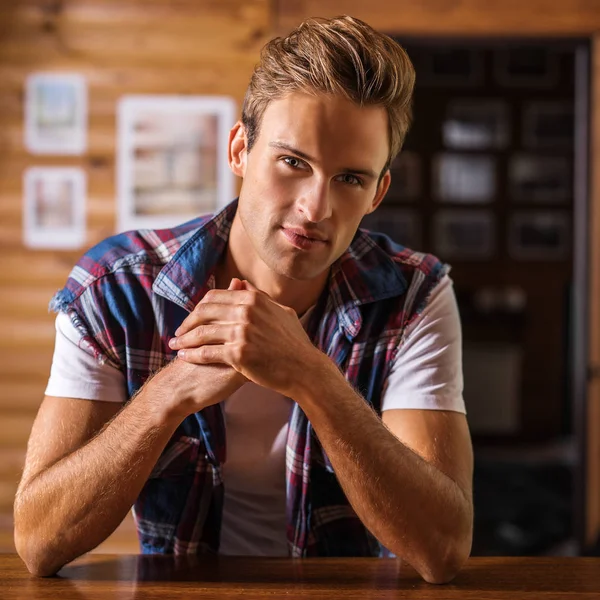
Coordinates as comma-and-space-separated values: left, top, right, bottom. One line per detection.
14, 16, 473, 583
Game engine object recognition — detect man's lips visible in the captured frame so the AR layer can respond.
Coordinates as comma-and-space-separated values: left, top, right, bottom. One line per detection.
281, 226, 328, 242
280, 227, 328, 250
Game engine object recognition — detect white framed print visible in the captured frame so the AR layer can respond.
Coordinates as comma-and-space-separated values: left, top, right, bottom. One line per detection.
443, 100, 510, 150
434, 153, 496, 204
25, 73, 87, 155
23, 167, 86, 249
117, 95, 236, 232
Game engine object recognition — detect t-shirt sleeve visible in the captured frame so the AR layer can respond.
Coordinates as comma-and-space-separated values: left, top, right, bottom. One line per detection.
44, 311, 127, 403
381, 274, 466, 414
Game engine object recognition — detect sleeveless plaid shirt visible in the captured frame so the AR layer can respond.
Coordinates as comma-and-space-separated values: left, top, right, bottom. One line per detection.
50, 200, 449, 557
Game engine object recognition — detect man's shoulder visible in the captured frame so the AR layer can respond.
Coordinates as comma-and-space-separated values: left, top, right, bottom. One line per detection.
86, 217, 207, 275
358, 228, 447, 280
54, 216, 209, 307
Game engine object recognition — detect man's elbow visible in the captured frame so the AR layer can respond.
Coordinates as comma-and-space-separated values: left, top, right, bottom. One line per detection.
14, 521, 62, 577
420, 542, 470, 584
420, 524, 473, 584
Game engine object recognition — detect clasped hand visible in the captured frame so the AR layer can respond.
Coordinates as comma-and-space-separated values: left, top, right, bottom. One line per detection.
169, 278, 318, 397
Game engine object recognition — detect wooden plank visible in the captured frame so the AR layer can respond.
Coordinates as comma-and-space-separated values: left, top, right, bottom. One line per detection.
0, 319, 56, 348
1, 252, 82, 286
1, 382, 45, 413
0, 482, 19, 515
0, 286, 62, 315
0, 349, 54, 379
0, 449, 26, 481
1, 0, 269, 30
0, 415, 35, 449
0, 13, 269, 65
276, 0, 600, 35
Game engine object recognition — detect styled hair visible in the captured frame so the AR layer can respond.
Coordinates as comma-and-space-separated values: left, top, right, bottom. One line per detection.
241, 15, 415, 173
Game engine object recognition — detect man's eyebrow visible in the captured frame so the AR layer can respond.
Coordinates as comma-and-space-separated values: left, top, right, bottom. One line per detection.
268, 141, 378, 179
269, 142, 314, 163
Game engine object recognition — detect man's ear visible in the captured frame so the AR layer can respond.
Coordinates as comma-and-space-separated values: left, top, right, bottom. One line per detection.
228, 121, 247, 178
365, 169, 391, 215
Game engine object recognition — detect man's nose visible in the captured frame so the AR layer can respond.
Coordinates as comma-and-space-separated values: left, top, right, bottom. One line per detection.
297, 180, 333, 223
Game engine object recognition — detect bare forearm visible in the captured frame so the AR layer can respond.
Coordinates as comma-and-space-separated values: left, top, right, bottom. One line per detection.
294, 358, 472, 584
14, 388, 180, 576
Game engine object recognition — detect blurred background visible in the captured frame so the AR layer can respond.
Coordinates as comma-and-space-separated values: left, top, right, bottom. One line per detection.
1, 0, 600, 559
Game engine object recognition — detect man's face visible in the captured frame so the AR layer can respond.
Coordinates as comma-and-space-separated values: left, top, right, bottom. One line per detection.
230, 91, 391, 282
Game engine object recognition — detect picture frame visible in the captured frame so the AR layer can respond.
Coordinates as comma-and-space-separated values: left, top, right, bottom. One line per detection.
117, 95, 236, 232
361, 209, 421, 249
386, 151, 421, 202
433, 210, 495, 260
494, 46, 559, 88
419, 48, 484, 87
443, 99, 510, 150
25, 73, 87, 155
23, 167, 86, 249
508, 211, 570, 260
433, 153, 496, 204
523, 102, 574, 150
509, 154, 571, 203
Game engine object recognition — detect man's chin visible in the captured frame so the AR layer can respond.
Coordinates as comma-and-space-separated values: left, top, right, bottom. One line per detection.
270, 258, 330, 282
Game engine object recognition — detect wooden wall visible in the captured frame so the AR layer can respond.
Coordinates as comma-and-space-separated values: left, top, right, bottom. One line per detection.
0, 0, 270, 552
1, 0, 600, 555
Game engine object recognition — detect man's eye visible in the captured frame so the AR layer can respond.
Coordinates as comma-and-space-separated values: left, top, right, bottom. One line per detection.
338, 174, 362, 186
283, 156, 305, 169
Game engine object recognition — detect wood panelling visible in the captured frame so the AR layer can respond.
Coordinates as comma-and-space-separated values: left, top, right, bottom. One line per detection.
276, 0, 600, 36
0, 0, 269, 553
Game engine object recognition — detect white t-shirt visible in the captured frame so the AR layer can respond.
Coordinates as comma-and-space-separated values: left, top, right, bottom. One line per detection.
45, 274, 465, 556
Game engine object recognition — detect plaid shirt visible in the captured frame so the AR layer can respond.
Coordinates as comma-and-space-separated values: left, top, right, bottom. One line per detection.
50, 199, 448, 557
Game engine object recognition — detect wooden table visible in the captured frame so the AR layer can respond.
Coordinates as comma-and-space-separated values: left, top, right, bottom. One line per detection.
2, 553, 600, 599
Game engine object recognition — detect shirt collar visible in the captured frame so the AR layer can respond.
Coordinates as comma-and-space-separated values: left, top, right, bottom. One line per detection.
153, 200, 407, 335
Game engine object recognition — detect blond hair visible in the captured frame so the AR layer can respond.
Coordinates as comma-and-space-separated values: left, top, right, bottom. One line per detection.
242, 15, 415, 173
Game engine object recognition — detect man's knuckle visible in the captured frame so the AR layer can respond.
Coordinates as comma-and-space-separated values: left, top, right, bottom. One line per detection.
239, 305, 252, 323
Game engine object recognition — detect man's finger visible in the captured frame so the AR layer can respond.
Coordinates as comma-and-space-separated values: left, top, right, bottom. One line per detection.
177, 344, 230, 366
228, 277, 244, 291
170, 323, 234, 350
174, 303, 236, 336
240, 279, 259, 292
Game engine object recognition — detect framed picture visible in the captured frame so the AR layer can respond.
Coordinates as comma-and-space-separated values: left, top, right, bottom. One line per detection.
420, 48, 484, 87
509, 211, 570, 260
387, 151, 420, 202
443, 100, 510, 150
434, 153, 496, 203
117, 95, 236, 232
361, 209, 421, 249
433, 210, 495, 260
523, 102, 574, 149
495, 46, 559, 88
23, 167, 86, 249
25, 73, 87, 155
509, 154, 571, 203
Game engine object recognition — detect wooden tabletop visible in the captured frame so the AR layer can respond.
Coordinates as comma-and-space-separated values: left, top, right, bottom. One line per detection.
2, 553, 600, 599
